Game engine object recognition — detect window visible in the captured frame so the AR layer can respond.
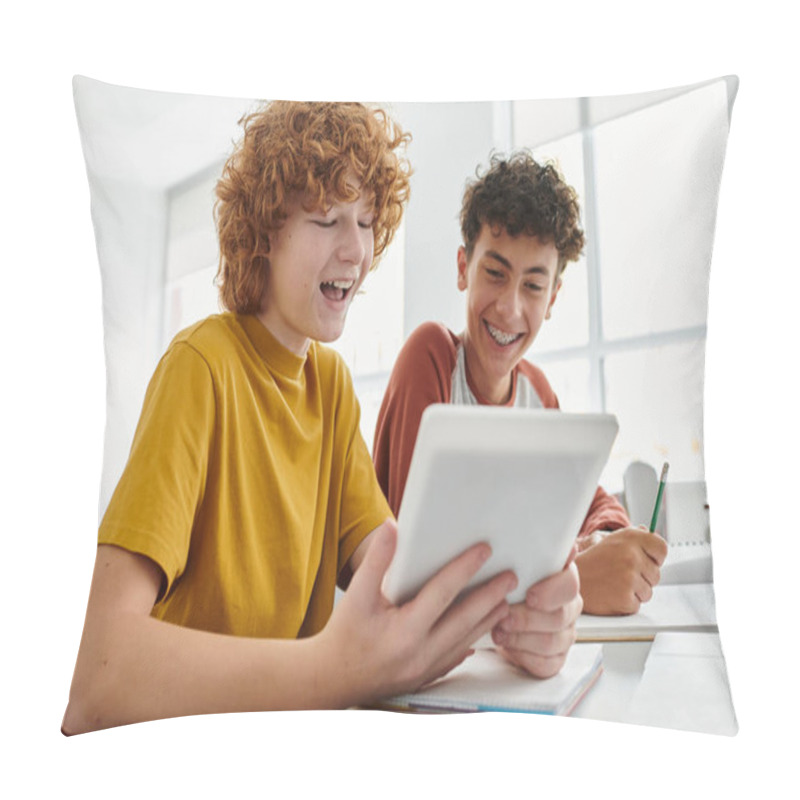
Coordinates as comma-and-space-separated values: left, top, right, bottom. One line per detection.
512, 80, 729, 490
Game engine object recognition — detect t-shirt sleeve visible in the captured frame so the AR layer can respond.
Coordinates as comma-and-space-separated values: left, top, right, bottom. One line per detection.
372, 322, 456, 516
98, 342, 215, 599
334, 359, 393, 574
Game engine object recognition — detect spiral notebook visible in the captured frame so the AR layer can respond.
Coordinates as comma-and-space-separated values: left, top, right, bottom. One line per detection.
661, 541, 713, 584
381, 644, 604, 715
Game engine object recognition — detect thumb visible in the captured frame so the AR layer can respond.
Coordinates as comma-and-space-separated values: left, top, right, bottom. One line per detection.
346, 519, 398, 605
563, 542, 579, 569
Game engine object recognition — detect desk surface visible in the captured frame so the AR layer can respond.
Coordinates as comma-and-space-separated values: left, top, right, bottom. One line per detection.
572, 640, 652, 722
571, 633, 737, 735
570, 581, 735, 734
566, 580, 732, 733
375, 583, 735, 734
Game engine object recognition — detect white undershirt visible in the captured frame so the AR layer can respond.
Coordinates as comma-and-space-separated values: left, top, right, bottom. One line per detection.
450, 339, 543, 409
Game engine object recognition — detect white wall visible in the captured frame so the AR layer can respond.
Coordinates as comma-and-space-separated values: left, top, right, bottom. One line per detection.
390, 101, 498, 336
73, 77, 253, 512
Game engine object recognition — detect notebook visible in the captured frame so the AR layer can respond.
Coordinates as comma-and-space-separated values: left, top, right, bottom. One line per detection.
576, 582, 718, 641
660, 480, 713, 583
660, 541, 713, 584
381, 644, 604, 715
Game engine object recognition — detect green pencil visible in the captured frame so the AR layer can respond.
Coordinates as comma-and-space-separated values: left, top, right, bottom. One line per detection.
649, 462, 669, 532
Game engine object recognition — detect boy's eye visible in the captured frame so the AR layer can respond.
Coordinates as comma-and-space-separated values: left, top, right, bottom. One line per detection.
525, 282, 544, 292
485, 268, 504, 279
310, 216, 373, 229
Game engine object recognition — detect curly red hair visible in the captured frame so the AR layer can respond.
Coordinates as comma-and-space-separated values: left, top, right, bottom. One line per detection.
215, 101, 411, 314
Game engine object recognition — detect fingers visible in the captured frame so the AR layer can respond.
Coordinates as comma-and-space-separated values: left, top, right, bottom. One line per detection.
491, 576, 582, 678
500, 590, 583, 634
490, 560, 581, 652
347, 519, 397, 605
640, 532, 669, 565
429, 569, 517, 649
409, 541, 494, 624
641, 558, 661, 589
495, 588, 582, 639
499, 645, 571, 679
624, 571, 659, 612
492, 619, 577, 655
617, 526, 668, 566
416, 581, 514, 688
620, 529, 665, 587
634, 571, 657, 604
416, 647, 479, 692
493, 596, 579, 679
525, 562, 580, 612
433, 648, 476, 683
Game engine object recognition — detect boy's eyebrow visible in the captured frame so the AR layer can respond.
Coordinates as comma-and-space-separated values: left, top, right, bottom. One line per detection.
484, 250, 552, 276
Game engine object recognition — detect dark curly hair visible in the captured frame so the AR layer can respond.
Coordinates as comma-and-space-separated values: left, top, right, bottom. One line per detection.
215, 101, 411, 315
460, 151, 585, 274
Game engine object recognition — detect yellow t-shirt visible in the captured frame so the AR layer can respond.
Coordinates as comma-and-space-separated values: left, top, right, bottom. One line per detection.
99, 313, 391, 638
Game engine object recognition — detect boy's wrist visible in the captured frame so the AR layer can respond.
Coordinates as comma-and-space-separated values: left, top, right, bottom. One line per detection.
306, 626, 368, 710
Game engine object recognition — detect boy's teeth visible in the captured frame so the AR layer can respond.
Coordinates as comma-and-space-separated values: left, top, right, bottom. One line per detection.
486, 321, 521, 346
320, 280, 354, 301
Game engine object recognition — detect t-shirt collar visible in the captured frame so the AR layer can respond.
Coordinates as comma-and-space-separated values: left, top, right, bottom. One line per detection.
238, 315, 308, 380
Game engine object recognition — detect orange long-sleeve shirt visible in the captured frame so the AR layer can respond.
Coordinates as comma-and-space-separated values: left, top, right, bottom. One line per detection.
373, 321, 629, 538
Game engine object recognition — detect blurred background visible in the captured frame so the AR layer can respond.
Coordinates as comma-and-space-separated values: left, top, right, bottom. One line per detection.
73, 76, 733, 513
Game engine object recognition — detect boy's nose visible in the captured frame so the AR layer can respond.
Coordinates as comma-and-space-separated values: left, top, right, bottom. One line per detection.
495, 285, 522, 318
337, 218, 367, 264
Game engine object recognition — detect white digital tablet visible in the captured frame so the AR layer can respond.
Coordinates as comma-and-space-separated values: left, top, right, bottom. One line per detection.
382, 405, 619, 606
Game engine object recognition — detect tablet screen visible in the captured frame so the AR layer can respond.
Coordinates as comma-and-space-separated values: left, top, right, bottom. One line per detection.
382, 406, 619, 605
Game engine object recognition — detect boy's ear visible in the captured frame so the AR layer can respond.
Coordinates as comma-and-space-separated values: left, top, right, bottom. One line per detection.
457, 246, 469, 291
545, 277, 562, 320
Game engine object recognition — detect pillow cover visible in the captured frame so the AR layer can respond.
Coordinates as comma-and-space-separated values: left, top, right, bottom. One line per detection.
72, 74, 738, 734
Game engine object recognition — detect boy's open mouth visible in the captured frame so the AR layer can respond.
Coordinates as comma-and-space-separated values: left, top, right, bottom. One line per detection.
484, 320, 523, 347
320, 279, 355, 302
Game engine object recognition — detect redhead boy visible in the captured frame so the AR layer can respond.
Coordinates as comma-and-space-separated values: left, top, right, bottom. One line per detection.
62, 105, 581, 734
373, 152, 668, 623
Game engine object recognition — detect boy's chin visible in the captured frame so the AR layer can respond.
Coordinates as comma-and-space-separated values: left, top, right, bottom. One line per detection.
315, 325, 347, 345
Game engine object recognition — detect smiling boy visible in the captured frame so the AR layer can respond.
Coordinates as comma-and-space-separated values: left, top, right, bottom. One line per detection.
373, 152, 667, 621
62, 105, 582, 735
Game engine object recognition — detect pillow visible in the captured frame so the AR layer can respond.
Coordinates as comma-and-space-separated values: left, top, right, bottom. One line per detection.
72, 74, 738, 735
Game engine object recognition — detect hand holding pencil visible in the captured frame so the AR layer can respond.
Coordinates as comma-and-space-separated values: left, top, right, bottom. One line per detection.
574, 461, 669, 615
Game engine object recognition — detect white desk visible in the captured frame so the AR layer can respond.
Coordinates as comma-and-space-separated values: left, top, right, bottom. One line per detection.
567, 579, 737, 733
572, 640, 653, 722
571, 631, 737, 735
379, 582, 736, 734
